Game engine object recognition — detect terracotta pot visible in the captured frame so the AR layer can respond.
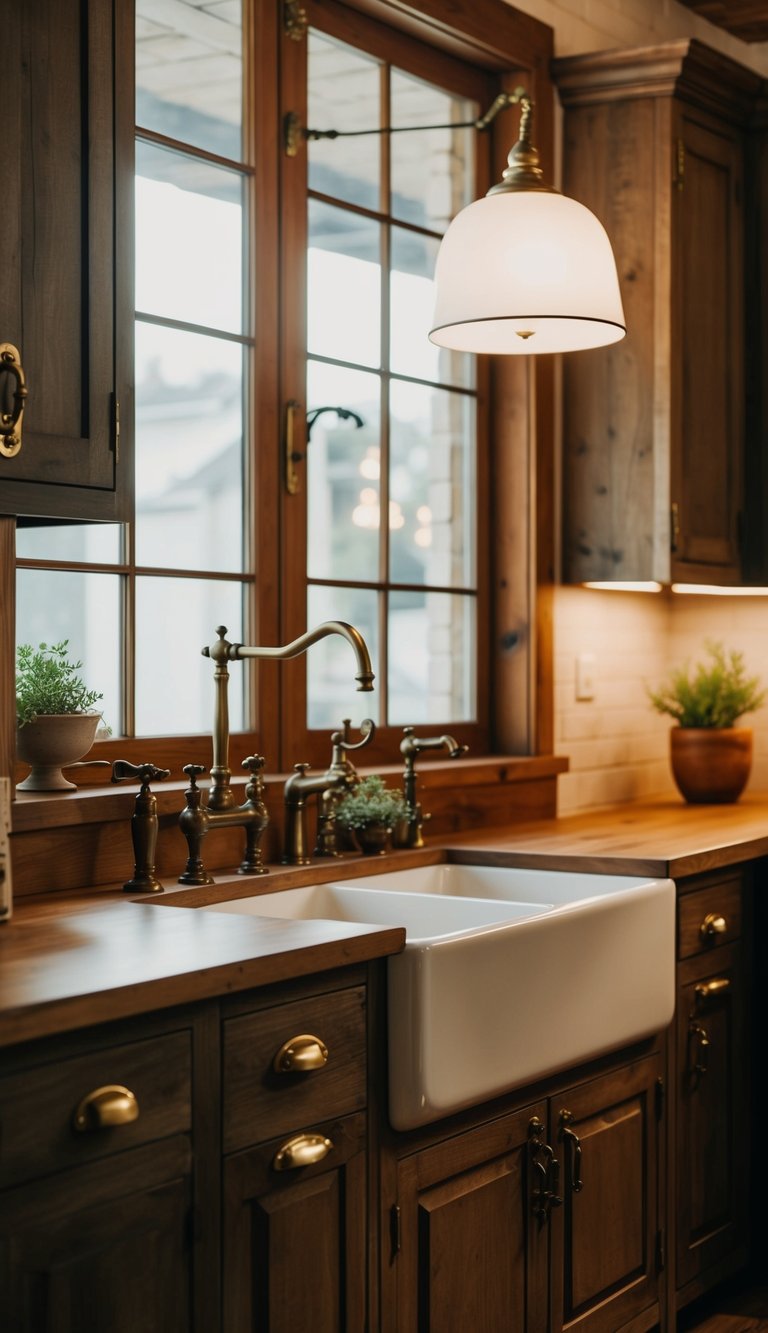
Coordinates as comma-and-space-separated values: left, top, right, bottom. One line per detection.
669, 727, 753, 804
16, 713, 101, 791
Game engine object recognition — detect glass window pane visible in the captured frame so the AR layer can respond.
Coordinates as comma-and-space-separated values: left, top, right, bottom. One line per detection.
17, 570, 121, 736
388, 591, 475, 724
390, 70, 475, 230
136, 142, 244, 334
307, 586, 380, 730
308, 200, 381, 367
136, 0, 242, 160
135, 577, 244, 735
16, 524, 121, 563
390, 228, 472, 388
307, 361, 381, 584
135, 322, 243, 572
308, 31, 380, 210
389, 381, 475, 588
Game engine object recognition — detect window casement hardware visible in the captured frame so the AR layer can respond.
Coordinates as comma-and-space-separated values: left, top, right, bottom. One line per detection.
0, 342, 27, 458
284, 398, 304, 494
283, 0, 307, 41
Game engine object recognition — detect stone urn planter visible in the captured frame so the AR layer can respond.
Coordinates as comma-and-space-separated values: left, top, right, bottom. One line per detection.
16, 713, 101, 791
669, 726, 753, 805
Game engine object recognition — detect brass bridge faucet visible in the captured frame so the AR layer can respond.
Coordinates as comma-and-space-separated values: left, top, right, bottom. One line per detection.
178, 755, 269, 885
397, 726, 468, 848
284, 718, 375, 865
201, 622, 375, 812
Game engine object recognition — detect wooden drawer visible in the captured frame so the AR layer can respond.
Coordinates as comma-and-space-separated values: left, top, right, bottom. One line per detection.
223, 986, 366, 1153
0, 1030, 192, 1188
678, 877, 742, 960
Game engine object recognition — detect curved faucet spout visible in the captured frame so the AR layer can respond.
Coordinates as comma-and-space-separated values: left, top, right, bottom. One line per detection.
229, 621, 375, 692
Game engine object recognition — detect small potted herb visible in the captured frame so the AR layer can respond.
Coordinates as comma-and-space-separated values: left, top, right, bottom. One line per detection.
16, 641, 105, 791
336, 775, 406, 855
648, 640, 765, 803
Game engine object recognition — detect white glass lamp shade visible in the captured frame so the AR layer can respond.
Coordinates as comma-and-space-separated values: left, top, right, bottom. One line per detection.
429, 190, 626, 354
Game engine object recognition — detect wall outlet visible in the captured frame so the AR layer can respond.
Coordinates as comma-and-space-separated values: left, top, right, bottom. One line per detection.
576, 653, 596, 702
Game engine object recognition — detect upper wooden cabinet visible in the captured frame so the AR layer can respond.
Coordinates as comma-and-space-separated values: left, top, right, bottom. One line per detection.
554, 41, 761, 585
0, 0, 132, 521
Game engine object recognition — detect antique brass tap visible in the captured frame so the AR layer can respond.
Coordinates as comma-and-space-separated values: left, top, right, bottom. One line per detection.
201, 622, 375, 812
396, 726, 468, 848
112, 760, 171, 893
283, 718, 375, 865
178, 755, 270, 885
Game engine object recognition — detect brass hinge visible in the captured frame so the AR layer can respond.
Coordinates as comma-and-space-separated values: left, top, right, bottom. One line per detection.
670, 501, 680, 553
390, 1204, 401, 1258
655, 1077, 665, 1121
113, 396, 120, 463
675, 138, 685, 190
656, 1228, 666, 1272
284, 111, 303, 159
283, 0, 307, 40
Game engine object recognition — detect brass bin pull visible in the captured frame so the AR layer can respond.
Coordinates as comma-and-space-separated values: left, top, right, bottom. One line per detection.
559, 1110, 584, 1193
273, 1033, 329, 1073
695, 977, 731, 1005
73, 1084, 140, 1132
272, 1132, 333, 1171
0, 343, 27, 458
700, 913, 727, 942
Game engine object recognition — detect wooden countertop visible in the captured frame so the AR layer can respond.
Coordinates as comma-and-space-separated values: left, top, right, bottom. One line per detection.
4, 792, 768, 1048
443, 793, 768, 879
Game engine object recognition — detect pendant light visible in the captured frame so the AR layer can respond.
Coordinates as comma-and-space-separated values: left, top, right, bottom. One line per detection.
429, 91, 626, 355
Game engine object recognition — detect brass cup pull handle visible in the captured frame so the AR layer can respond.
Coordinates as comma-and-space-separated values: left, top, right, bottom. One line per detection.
273, 1033, 329, 1073
559, 1110, 584, 1193
700, 913, 727, 942
695, 977, 731, 1005
73, 1084, 140, 1132
272, 1132, 333, 1171
0, 343, 27, 458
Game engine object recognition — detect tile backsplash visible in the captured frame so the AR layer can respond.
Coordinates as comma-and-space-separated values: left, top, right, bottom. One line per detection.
554, 587, 768, 814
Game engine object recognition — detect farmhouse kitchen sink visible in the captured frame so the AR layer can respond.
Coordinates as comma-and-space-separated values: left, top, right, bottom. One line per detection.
202, 865, 675, 1130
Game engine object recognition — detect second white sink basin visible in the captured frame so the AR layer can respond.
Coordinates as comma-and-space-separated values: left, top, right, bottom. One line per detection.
202, 864, 675, 1130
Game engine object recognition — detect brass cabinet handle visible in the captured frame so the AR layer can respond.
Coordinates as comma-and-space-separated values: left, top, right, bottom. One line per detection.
272, 1132, 333, 1171
73, 1084, 140, 1132
272, 1033, 329, 1073
559, 1109, 584, 1193
528, 1116, 562, 1221
700, 913, 727, 943
695, 977, 731, 1005
689, 1020, 710, 1076
0, 343, 27, 458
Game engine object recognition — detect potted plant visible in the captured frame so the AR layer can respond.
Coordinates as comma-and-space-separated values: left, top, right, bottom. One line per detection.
648, 640, 765, 803
336, 775, 406, 855
16, 641, 105, 791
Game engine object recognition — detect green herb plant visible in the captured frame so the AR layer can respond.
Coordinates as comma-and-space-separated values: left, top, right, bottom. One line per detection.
648, 640, 765, 729
16, 641, 104, 728
335, 775, 406, 831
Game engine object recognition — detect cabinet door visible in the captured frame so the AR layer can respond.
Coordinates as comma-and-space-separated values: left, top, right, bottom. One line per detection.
0, 1138, 193, 1333
390, 1102, 549, 1333
223, 1113, 367, 1333
671, 109, 743, 581
0, 0, 131, 520
550, 1053, 663, 1333
676, 944, 749, 1297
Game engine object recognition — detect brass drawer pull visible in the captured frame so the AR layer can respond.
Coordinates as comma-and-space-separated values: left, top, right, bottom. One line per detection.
73, 1084, 140, 1132
272, 1132, 333, 1171
273, 1033, 329, 1073
700, 913, 727, 943
695, 977, 731, 1005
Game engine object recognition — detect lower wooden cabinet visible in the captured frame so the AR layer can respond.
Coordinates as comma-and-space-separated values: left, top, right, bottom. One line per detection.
383, 1050, 663, 1333
674, 869, 746, 1306
222, 1112, 367, 1333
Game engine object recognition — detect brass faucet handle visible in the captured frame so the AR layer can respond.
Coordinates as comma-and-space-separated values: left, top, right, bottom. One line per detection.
242, 754, 266, 775
293, 762, 312, 775
331, 717, 375, 753
182, 763, 207, 789
112, 760, 171, 786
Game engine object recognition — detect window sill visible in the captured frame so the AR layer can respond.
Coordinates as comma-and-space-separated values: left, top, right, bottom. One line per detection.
11, 753, 569, 835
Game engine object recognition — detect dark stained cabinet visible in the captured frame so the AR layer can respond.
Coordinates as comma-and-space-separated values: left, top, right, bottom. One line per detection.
554, 41, 759, 586
674, 873, 750, 1307
0, 0, 132, 520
